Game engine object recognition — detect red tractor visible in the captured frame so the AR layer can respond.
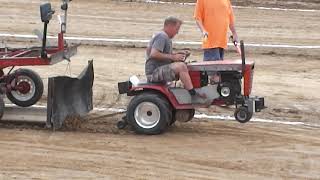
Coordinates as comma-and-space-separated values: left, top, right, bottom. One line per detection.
118, 41, 265, 134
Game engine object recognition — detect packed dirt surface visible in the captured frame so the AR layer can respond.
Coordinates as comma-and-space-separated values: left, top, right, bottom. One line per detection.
145, 0, 320, 10
1, 122, 320, 179
0, 0, 320, 179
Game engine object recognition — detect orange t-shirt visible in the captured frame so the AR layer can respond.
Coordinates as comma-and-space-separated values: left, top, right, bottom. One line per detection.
194, 0, 235, 49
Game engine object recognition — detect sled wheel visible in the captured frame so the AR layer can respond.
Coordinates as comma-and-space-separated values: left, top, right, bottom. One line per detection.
126, 93, 172, 135
117, 120, 127, 129
234, 106, 252, 123
6, 69, 44, 107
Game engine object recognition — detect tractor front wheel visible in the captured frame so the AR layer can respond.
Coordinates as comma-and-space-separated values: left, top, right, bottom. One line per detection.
126, 93, 172, 135
6, 69, 44, 107
234, 106, 252, 123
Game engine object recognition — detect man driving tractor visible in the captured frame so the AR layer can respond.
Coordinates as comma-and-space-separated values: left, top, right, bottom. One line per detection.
118, 16, 265, 134
145, 16, 205, 98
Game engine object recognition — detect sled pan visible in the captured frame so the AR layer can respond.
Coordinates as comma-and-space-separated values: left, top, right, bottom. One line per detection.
46, 60, 94, 130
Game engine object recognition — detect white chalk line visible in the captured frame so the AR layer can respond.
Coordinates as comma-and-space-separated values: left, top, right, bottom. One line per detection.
194, 113, 320, 128
69, 14, 195, 24
144, 0, 319, 12
0, 13, 195, 24
92, 106, 320, 128
5, 104, 320, 128
1, 33, 320, 49
234, 6, 318, 12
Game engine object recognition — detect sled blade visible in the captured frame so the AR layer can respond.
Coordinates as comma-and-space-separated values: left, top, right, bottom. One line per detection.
47, 60, 94, 129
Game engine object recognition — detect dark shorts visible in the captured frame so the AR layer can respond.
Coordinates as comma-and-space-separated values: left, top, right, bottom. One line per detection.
203, 48, 224, 61
147, 64, 176, 83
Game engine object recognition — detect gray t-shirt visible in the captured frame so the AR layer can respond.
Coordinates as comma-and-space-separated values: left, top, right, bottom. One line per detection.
145, 31, 172, 76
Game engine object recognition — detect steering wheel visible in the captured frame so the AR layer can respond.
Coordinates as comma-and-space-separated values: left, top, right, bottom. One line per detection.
177, 51, 191, 62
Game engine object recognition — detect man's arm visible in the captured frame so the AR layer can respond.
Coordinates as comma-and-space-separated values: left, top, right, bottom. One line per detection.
229, 23, 239, 43
150, 48, 186, 62
228, 2, 239, 43
195, 20, 208, 38
194, 0, 207, 38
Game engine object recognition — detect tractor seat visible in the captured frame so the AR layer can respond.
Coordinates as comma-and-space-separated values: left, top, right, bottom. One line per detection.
129, 75, 165, 86
129, 75, 169, 86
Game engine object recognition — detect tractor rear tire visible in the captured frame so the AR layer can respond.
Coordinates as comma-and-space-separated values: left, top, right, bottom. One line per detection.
0, 97, 4, 120
234, 106, 252, 123
126, 93, 172, 135
6, 69, 44, 107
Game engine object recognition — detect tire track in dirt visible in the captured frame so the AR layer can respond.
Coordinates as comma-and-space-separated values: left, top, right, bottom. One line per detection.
0, 132, 252, 179
1, 1, 320, 179
2, 119, 320, 179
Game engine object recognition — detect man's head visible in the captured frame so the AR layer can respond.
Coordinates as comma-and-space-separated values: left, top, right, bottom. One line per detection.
163, 16, 183, 39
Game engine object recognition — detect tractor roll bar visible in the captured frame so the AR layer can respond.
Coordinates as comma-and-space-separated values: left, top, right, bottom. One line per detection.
40, 3, 54, 58
60, 0, 72, 33
40, 0, 72, 58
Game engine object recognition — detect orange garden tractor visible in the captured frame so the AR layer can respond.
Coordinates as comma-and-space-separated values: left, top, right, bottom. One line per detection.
118, 41, 265, 135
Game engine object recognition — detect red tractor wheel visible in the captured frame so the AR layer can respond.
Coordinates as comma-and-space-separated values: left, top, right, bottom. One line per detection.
6, 69, 44, 107
126, 93, 172, 135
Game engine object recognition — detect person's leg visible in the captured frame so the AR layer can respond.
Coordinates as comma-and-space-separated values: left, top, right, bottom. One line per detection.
151, 63, 206, 98
219, 48, 224, 60
149, 64, 176, 83
203, 48, 223, 84
170, 62, 206, 98
170, 62, 193, 90
203, 48, 221, 61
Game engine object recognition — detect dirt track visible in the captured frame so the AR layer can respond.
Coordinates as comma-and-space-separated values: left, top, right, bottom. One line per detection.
1, 121, 320, 179
1, 0, 320, 179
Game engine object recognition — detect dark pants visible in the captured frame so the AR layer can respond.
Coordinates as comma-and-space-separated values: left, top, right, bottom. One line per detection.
203, 48, 224, 61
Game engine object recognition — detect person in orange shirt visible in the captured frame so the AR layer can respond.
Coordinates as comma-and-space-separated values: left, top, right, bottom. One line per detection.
194, 0, 239, 61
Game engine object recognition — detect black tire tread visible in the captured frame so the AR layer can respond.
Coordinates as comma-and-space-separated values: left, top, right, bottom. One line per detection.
6, 69, 44, 107
234, 106, 252, 123
0, 97, 4, 120
126, 93, 172, 135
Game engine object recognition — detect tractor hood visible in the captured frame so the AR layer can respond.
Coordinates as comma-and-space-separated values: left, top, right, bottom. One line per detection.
187, 59, 254, 72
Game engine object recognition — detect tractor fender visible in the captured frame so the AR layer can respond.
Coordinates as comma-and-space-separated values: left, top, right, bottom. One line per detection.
129, 85, 194, 110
